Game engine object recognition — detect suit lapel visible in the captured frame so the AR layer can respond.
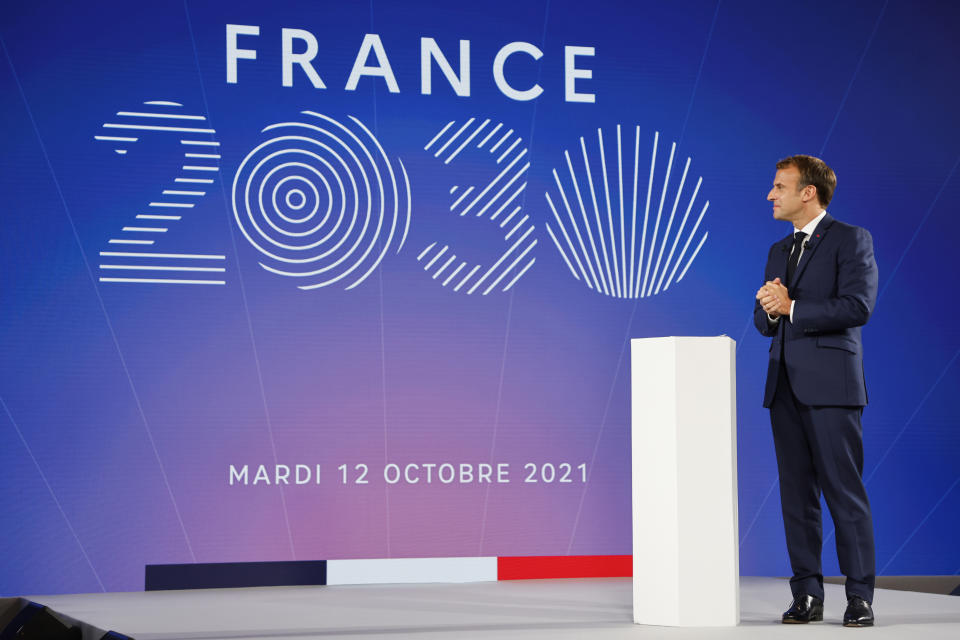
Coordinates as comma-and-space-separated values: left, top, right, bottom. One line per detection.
791, 213, 834, 287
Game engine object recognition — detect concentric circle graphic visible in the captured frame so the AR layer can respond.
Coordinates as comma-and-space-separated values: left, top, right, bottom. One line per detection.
232, 111, 411, 290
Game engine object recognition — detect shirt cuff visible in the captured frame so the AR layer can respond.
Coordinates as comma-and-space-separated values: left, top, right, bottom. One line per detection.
767, 313, 779, 324
789, 300, 795, 323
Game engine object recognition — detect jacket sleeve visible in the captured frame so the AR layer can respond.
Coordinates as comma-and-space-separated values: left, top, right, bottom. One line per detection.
753, 244, 780, 337
792, 226, 878, 334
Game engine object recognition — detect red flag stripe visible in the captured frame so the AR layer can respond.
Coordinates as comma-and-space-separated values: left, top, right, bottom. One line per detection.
497, 555, 632, 580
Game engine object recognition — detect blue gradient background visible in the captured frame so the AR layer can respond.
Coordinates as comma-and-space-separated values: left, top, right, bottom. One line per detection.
2, 0, 959, 595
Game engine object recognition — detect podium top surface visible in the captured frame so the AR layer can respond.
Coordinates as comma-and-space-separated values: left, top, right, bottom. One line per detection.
630, 336, 733, 345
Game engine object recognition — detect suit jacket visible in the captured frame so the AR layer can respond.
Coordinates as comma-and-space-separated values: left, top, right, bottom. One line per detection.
754, 213, 878, 407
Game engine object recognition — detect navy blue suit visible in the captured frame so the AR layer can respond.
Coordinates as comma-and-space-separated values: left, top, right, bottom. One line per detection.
754, 213, 878, 603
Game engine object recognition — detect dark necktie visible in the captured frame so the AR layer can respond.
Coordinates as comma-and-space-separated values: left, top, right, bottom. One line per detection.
785, 231, 806, 287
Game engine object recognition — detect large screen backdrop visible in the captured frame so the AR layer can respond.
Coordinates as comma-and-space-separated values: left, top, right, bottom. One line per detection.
2, 0, 959, 595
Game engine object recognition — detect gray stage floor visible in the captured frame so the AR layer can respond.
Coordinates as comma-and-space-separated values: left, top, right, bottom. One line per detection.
27, 577, 960, 639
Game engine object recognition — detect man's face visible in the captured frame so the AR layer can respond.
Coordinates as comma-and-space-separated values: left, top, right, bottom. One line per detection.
767, 166, 807, 224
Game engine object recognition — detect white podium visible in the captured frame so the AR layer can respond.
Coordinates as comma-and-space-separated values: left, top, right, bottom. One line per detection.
631, 336, 739, 626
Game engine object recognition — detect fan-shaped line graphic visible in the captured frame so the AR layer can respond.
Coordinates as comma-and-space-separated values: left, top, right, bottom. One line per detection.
419, 117, 538, 295
545, 126, 709, 299
232, 111, 410, 291
94, 100, 224, 284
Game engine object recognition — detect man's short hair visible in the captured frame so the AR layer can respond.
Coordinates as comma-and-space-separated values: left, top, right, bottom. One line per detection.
776, 155, 837, 207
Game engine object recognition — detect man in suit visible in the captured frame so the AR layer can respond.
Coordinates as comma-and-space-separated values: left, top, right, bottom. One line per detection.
754, 155, 878, 627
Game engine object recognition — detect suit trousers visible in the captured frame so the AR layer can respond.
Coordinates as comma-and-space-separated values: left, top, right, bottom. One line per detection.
770, 363, 876, 603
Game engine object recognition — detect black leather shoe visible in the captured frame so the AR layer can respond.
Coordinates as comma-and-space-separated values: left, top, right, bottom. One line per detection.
782, 594, 824, 623
843, 596, 874, 627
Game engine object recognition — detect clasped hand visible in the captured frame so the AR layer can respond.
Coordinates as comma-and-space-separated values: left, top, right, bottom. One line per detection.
756, 277, 791, 318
